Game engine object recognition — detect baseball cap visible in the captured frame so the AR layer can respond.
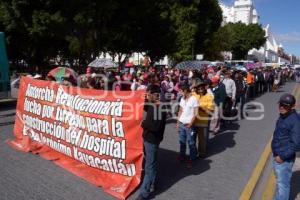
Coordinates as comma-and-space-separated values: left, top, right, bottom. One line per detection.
278, 93, 296, 107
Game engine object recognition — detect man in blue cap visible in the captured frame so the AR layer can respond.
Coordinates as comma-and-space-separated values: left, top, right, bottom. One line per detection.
272, 93, 300, 200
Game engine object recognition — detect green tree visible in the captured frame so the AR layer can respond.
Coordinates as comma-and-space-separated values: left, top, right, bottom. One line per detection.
222, 22, 266, 60
202, 24, 232, 60
0, 0, 224, 67
104, 0, 175, 63
195, 0, 223, 56
163, 0, 222, 62
63, 0, 118, 66
165, 0, 200, 62
0, 0, 69, 67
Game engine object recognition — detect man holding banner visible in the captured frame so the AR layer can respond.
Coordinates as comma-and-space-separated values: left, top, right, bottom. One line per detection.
136, 85, 167, 200
9, 76, 146, 200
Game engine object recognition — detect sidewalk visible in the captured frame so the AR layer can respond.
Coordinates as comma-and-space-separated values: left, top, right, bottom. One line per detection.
292, 154, 300, 200
0, 98, 17, 107
242, 83, 300, 200
292, 82, 300, 200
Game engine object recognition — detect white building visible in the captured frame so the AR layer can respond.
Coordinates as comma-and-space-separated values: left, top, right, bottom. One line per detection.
220, 0, 259, 25
219, 4, 234, 25
264, 25, 280, 62
96, 52, 171, 66
220, 0, 291, 64
248, 24, 279, 62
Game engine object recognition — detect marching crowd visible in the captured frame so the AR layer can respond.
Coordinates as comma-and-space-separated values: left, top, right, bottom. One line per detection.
20, 64, 299, 200
112, 65, 297, 200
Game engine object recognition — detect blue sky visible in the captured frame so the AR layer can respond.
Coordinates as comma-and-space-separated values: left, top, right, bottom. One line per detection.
220, 0, 300, 56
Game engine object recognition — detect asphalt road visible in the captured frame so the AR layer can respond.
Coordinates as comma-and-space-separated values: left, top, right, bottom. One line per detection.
0, 82, 298, 200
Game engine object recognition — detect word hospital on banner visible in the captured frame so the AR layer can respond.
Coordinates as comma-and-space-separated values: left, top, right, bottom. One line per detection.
9, 76, 145, 200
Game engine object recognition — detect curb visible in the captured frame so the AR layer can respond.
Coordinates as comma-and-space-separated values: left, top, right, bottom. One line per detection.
260, 84, 300, 200
0, 98, 17, 107
239, 140, 272, 200
262, 171, 276, 200
239, 83, 300, 200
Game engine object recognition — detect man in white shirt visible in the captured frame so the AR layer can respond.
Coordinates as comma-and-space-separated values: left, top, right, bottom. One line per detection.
222, 72, 236, 119
177, 84, 199, 167
222, 72, 236, 99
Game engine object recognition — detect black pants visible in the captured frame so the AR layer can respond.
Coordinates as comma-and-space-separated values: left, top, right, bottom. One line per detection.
258, 81, 265, 94
223, 96, 233, 118
254, 82, 258, 97
247, 85, 254, 99
267, 81, 273, 92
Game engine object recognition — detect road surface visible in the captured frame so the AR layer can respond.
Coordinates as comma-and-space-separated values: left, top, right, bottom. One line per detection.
0, 82, 299, 200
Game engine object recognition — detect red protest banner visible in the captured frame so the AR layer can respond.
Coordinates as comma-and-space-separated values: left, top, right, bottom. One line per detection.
9, 76, 145, 200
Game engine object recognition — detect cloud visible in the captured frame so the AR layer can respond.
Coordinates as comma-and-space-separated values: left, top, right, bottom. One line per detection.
275, 32, 300, 43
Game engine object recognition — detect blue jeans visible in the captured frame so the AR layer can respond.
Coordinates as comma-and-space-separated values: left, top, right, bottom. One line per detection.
178, 123, 197, 161
140, 141, 158, 198
273, 158, 294, 200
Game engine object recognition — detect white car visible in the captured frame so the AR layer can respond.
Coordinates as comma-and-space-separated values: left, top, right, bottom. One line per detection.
10, 77, 20, 98
10, 74, 36, 98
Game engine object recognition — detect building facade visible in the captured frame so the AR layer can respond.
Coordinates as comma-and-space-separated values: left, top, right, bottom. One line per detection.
220, 0, 291, 64
220, 0, 259, 25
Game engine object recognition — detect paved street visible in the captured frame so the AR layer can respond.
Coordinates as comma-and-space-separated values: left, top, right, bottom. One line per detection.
0, 82, 299, 200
